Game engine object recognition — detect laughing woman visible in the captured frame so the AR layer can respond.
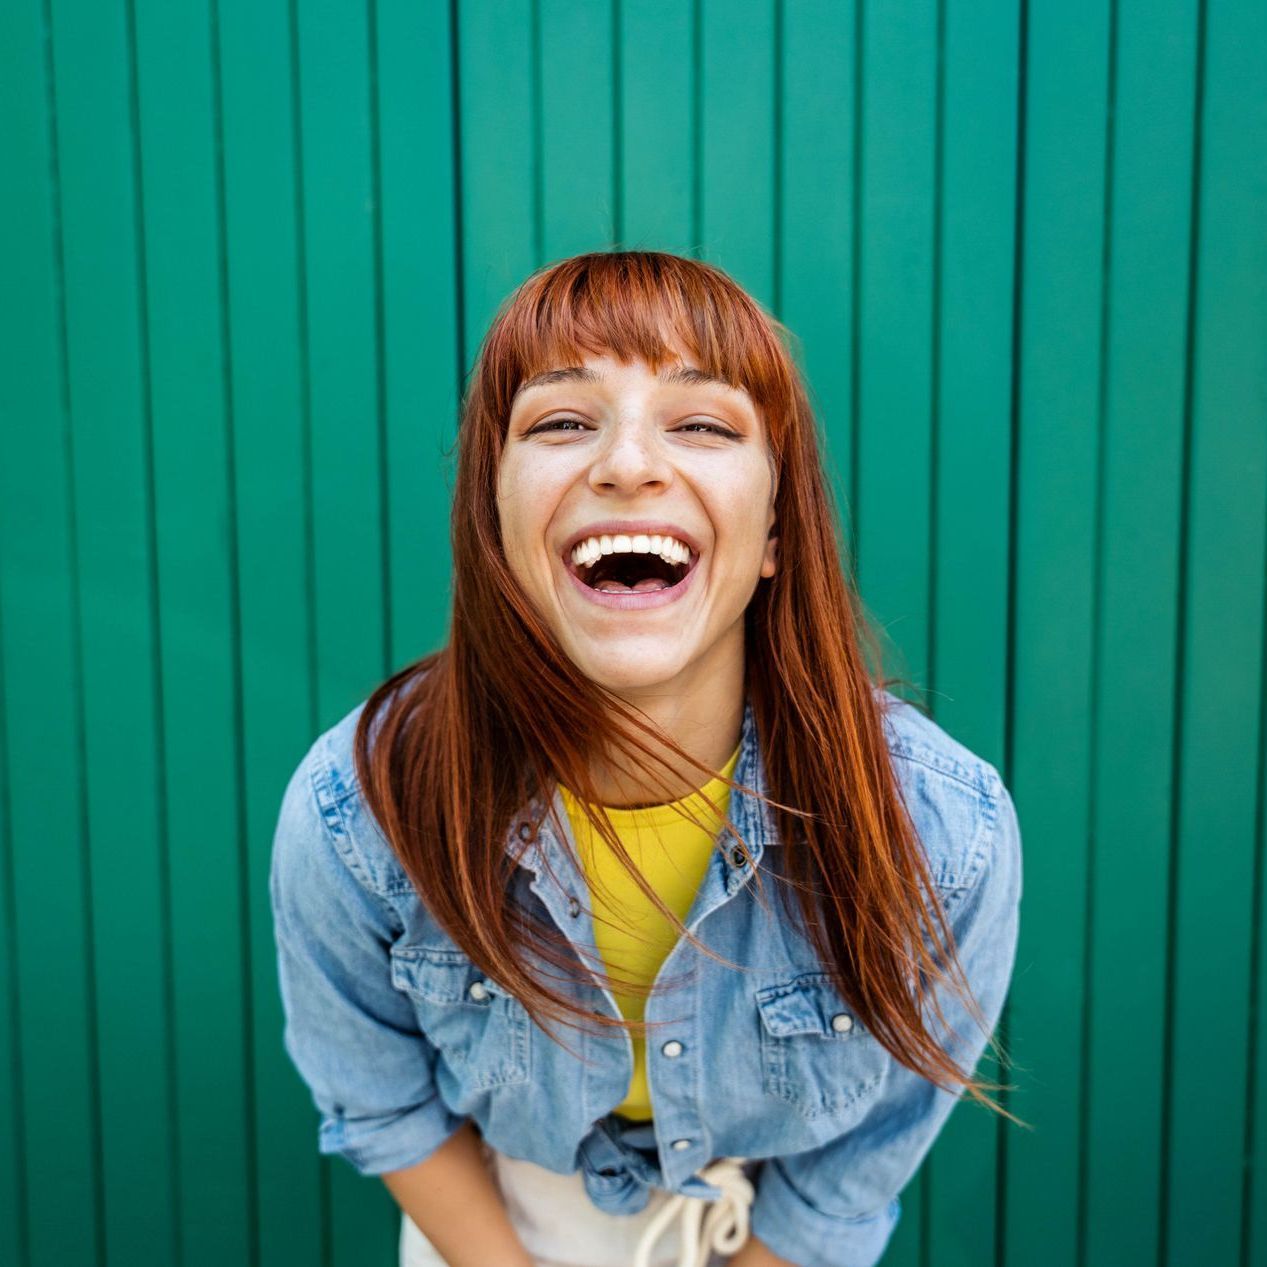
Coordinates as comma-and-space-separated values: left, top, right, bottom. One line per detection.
269, 250, 1024, 1267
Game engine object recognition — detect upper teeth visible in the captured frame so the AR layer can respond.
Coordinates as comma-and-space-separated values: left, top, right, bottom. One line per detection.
570, 533, 693, 570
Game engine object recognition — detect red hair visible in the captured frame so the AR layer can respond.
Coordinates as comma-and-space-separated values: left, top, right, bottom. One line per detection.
354, 250, 1021, 1122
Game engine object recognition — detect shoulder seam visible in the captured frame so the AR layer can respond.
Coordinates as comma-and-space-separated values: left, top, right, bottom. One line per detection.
306, 736, 401, 923
957, 765, 1005, 899
912, 760, 1003, 902
888, 740, 991, 795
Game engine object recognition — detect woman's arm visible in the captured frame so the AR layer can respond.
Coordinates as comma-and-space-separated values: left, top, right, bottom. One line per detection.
271, 747, 531, 1262
381, 1120, 535, 1267
729, 1233, 797, 1267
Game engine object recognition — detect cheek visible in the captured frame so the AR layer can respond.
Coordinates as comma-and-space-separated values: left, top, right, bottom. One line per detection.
494, 466, 529, 572
500, 451, 566, 508
497, 456, 561, 572
706, 462, 776, 551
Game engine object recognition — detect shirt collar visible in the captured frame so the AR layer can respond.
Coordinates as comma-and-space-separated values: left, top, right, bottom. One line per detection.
503, 692, 780, 880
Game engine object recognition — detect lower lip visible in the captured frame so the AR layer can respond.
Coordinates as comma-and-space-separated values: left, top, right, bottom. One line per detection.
562, 555, 701, 610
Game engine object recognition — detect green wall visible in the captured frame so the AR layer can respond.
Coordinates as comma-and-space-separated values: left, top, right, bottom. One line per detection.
2, 2, 1265, 1265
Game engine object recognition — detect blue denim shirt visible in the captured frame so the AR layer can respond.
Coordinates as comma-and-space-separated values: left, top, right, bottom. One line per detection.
270, 687, 1022, 1267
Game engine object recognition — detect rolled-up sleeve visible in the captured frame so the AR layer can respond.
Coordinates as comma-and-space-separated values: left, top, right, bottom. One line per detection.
749, 773, 1023, 1266
269, 742, 465, 1175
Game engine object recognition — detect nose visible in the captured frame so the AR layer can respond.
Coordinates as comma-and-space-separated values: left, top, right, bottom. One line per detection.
586, 421, 673, 494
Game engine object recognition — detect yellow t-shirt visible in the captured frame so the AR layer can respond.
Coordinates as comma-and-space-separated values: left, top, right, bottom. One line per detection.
559, 741, 741, 1121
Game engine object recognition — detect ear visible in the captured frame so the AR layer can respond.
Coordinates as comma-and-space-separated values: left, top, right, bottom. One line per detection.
761, 455, 779, 578
761, 511, 778, 579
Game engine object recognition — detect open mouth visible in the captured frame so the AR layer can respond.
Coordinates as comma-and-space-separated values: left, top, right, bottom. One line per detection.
568, 548, 696, 594
567, 529, 704, 598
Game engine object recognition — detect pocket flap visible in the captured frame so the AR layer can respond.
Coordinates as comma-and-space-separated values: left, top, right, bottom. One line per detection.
391, 946, 492, 1005
755, 972, 859, 1039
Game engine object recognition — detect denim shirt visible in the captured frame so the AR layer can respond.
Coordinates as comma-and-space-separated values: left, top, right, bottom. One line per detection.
270, 687, 1022, 1267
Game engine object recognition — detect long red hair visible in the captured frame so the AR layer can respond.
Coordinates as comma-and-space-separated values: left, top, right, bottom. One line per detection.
354, 249, 1022, 1123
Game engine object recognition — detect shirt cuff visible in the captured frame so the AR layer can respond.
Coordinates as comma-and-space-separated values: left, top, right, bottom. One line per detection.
749, 1158, 901, 1267
318, 1095, 467, 1176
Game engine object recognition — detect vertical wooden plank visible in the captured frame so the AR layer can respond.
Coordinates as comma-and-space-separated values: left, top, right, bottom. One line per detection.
1083, 2, 1198, 1264
457, 0, 537, 373
1167, 0, 1267, 1262
292, 0, 398, 1259
294, 0, 388, 726
853, 0, 938, 704
929, 0, 1018, 772
130, 1, 251, 1263
44, 0, 181, 1262
0, 5, 95, 1260
539, 0, 615, 261
1005, 3, 1111, 1265
923, 1, 1019, 1264
618, 0, 696, 255
377, 0, 462, 667
855, 10, 939, 1252
698, 0, 777, 307
0, 609, 23, 1267
216, 0, 324, 1262
0, 621, 25, 1267
780, 0, 857, 557
1254, 643, 1267, 1266
223, 0, 325, 1256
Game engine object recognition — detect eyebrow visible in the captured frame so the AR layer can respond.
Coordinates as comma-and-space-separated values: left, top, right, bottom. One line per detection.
514, 364, 741, 397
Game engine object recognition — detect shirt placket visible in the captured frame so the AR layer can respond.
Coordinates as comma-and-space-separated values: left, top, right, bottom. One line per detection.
502, 700, 774, 1203
642, 811, 766, 1191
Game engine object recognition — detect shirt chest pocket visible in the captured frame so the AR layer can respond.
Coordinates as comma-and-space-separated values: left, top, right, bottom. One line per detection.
390, 946, 532, 1091
755, 972, 891, 1120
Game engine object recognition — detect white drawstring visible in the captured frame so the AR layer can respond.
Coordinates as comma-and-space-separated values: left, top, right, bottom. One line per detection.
630, 1157, 754, 1267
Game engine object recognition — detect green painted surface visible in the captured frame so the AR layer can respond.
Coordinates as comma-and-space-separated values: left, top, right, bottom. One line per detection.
1, 3, 1263, 1264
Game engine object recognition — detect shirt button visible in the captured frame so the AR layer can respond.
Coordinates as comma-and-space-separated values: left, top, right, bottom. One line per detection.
661, 1040, 684, 1058
729, 845, 747, 867
468, 980, 490, 1001
671, 1138, 692, 1152
567, 895, 581, 918
831, 1012, 853, 1033
517, 821, 533, 841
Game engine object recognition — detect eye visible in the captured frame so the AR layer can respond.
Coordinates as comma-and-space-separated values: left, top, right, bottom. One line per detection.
525, 416, 590, 435
523, 416, 739, 438
676, 420, 738, 437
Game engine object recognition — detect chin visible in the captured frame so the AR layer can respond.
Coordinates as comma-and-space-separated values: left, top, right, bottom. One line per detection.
565, 644, 690, 695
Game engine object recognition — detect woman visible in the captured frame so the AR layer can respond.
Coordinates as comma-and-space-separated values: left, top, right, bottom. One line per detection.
270, 250, 1025, 1267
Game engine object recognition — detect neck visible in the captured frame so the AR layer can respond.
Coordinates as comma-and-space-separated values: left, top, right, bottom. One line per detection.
584, 650, 745, 808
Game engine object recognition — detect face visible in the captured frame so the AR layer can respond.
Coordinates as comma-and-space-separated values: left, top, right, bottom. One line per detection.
496, 347, 778, 700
